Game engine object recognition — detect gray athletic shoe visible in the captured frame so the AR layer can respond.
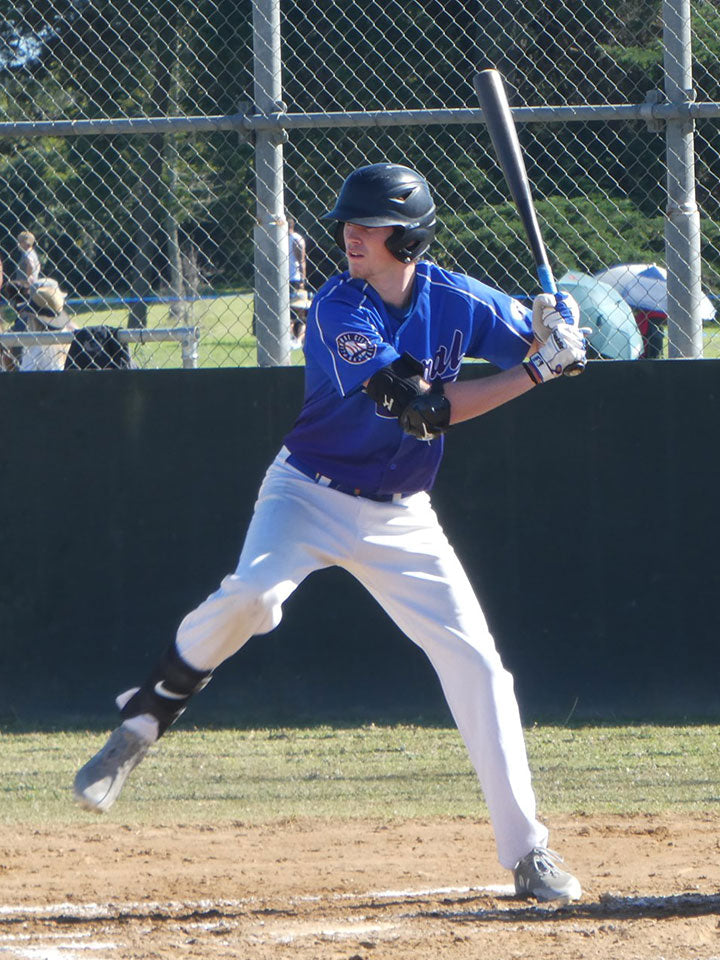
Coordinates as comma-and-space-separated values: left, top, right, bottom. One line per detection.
73, 726, 150, 813
513, 847, 582, 904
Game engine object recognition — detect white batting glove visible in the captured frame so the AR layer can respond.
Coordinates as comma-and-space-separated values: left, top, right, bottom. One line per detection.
532, 291, 580, 342
524, 322, 587, 384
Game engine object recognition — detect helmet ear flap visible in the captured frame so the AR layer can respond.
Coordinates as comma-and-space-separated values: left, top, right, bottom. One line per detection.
384, 224, 435, 263
385, 227, 413, 263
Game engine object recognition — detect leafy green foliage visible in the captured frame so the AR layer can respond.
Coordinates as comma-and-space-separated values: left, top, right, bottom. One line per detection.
437, 194, 670, 293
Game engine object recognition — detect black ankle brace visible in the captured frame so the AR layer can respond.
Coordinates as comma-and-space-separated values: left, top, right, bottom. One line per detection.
119, 643, 213, 737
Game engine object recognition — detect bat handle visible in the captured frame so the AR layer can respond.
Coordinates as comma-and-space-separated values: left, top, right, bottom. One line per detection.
536, 266, 585, 376
537, 264, 557, 296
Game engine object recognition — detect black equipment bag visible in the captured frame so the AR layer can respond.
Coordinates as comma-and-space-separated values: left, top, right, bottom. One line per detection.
64, 325, 131, 370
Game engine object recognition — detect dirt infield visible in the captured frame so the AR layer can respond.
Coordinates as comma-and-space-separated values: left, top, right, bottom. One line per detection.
1, 814, 719, 959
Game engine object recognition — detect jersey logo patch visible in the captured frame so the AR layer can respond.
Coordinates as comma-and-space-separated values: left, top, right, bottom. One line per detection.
336, 331, 377, 364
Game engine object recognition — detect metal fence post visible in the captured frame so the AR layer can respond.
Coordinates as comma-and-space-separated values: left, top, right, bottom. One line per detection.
663, 0, 704, 358
181, 328, 200, 369
252, 0, 290, 367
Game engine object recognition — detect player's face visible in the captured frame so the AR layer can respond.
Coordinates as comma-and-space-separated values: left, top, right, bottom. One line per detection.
344, 223, 399, 282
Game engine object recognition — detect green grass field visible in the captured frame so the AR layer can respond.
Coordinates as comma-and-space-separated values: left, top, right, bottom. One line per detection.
64, 292, 292, 370
2, 722, 720, 826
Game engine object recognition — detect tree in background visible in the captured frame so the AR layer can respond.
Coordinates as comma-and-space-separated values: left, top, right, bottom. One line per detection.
0, 0, 717, 312
0, 0, 255, 302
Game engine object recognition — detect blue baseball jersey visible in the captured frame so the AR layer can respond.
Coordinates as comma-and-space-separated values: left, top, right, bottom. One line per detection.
283, 261, 533, 494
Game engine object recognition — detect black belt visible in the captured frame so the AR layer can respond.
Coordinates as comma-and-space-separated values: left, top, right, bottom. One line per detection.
286, 453, 409, 503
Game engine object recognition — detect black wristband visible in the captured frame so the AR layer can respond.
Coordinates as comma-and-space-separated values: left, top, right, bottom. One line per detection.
523, 359, 542, 385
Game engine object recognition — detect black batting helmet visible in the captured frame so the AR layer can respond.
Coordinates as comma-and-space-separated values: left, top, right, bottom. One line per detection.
323, 163, 436, 263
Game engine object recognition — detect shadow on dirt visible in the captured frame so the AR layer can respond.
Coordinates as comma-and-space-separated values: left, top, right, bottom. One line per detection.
412, 890, 720, 923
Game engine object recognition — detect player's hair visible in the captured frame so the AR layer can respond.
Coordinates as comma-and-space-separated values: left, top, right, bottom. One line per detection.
17, 230, 36, 246
323, 163, 436, 264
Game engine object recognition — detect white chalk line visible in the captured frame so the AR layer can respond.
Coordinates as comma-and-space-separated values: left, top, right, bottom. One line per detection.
0, 928, 118, 960
342, 882, 515, 899
0, 897, 246, 920
0, 883, 513, 922
0, 941, 117, 960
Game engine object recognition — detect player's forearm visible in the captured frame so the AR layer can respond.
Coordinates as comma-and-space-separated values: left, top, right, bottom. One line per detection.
444, 364, 535, 426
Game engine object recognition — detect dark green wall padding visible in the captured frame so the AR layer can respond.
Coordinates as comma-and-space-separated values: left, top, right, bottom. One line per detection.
1, 361, 718, 726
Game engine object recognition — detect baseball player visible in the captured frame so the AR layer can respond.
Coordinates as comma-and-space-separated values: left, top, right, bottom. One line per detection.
74, 163, 586, 903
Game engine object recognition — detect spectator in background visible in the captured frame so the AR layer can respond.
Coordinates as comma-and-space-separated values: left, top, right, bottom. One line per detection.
633, 309, 665, 359
14, 231, 42, 293
287, 217, 307, 294
0, 252, 12, 372
19, 278, 74, 372
4, 231, 44, 369
289, 288, 313, 349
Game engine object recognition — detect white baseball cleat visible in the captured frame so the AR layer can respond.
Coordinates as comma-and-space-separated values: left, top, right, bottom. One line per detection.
513, 847, 582, 904
73, 725, 150, 813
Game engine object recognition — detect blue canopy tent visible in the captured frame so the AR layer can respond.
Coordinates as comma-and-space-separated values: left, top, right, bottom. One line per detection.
557, 270, 642, 360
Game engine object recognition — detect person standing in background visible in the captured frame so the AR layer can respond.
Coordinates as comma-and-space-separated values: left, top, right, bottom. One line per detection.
0, 252, 11, 372
632, 308, 665, 359
287, 217, 307, 294
288, 217, 309, 349
14, 231, 42, 293
19, 278, 74, 372
2, 231, 43, 370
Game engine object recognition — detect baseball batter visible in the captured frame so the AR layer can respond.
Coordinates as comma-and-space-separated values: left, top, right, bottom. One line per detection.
74, 163, 586, 903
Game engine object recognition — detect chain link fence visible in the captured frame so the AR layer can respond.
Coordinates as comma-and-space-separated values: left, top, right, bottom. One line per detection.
0, 0, 718, 369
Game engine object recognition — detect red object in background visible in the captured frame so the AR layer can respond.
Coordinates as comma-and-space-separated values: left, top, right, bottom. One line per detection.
632, 309, 667, 337
633, 308, 668, 359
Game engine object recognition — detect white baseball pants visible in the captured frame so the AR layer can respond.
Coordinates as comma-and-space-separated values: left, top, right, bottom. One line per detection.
174, 447, 548, 868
